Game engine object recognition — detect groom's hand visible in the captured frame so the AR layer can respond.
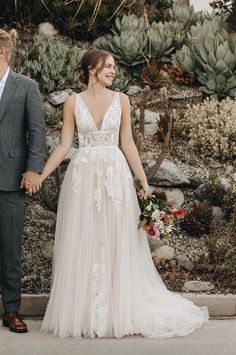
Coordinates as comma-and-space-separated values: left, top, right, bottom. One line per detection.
21, 171, 42, 196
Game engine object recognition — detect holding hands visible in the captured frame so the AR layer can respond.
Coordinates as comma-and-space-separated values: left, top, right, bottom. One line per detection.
20, 171, 42, 196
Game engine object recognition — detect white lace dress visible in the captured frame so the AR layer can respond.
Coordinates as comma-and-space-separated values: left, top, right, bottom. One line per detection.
41, 92, 208, 338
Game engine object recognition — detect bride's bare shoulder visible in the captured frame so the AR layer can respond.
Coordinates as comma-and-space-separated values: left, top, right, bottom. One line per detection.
64, 93, 77, 111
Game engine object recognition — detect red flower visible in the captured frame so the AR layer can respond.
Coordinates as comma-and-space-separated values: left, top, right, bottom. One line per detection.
172, 208, 185, 219
147, 228, 156, 237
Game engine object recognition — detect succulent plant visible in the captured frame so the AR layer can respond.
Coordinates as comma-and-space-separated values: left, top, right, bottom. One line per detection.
16, 34, 83, 93
181, 201, 215, 236
172, 16, 236, 99
93, 15, 148, 66
169, 4, 197, 28
148, 21, 175, 60
141, 62, 167, 88
110, 65, 131, 92
172, 44, 196, 75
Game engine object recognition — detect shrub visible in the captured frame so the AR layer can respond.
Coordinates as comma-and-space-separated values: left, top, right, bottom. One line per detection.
177, 98, 236, 161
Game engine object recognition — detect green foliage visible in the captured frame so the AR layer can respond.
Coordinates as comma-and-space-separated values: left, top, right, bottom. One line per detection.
203, 174, 227, 206
172, 16, 236, 100
177, 98, 236, 162
0, 0, 129, 40
94, 14, 177, 67
110, 66, 131, 92
16, 33, 83, 93
94, 15, 148, 66
44, 105, 62, 126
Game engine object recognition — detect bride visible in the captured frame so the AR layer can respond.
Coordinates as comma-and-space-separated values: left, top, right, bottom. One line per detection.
33, 48, 208, 338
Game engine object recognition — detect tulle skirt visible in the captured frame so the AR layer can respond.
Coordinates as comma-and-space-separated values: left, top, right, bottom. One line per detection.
41, 146, 208, 338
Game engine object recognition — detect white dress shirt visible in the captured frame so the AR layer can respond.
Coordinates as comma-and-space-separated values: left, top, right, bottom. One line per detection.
0, 66, 10, 101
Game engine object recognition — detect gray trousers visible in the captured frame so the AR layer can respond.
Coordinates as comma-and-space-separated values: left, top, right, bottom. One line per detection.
0, 190, 26, 313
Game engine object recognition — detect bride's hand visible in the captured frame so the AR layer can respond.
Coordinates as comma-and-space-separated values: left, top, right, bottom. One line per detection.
139, 181, 150, 200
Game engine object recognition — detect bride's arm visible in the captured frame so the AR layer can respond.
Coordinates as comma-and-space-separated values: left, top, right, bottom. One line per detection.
119, 93, 149, 197
40, 94, 76, 183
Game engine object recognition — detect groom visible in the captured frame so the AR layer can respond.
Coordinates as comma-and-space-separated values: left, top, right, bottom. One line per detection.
0, 29, 45, 333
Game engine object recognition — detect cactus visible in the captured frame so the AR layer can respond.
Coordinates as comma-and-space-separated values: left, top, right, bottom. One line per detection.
181, 201, 215, 236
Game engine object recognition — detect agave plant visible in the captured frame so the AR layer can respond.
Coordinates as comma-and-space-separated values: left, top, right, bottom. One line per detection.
172, 44, 195, 75
110, 65, 131, 92
93, 14, 148, 66
172, 16, 236, 99
169, 4, 197, 28
148, 21, 175, 60
181, 201, 215, 236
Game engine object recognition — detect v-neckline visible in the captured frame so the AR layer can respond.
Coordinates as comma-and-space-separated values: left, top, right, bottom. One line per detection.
78, 92, 117, 131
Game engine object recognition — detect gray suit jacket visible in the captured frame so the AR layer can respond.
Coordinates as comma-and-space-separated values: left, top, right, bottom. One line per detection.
0, 70, 45, 191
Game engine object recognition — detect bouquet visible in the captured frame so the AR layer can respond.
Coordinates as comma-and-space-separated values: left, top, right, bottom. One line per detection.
134, 179, 184, 241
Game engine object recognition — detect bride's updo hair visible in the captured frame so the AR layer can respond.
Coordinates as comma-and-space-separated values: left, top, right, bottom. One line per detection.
0, 28, 17, 65
79, 48, 114, 85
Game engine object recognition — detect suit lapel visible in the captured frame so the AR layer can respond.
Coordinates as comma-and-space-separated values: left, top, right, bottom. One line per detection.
0, 70, 19, 123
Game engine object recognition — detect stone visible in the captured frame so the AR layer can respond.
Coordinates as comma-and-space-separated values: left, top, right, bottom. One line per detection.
147, 236, 165, 253
136, 108, 160, 125
188, 175, 204, 189
195, 184, 207, 200
208, 162, 223, 169
182, 281, 215, 293
144, 158, 190, 187
45, 135, 59, 154
176, 255, 194, 271
38, 22, 58, 36
154, 245, 175, 260
31, 204, 56, 220
48, 90, 70, 106
164, 188, 184, 209
126, 85, 143, 95
212, 207, 226, 227
232, 173, 236, 183
42, 243, 54, 259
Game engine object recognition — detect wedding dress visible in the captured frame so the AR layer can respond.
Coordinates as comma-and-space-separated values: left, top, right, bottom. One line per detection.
41, 92, 208, 338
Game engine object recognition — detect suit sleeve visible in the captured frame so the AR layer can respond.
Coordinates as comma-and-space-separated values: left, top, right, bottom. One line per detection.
25, 80, 46, 173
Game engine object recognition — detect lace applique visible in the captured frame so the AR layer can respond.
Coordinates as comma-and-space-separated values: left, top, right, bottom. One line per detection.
79, 131, 119, 148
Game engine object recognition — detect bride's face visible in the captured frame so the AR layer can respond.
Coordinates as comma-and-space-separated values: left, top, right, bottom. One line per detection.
92, 55, 116, 86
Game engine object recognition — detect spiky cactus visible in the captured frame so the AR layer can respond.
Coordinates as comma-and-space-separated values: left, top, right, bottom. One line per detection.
182, 201, 215, 236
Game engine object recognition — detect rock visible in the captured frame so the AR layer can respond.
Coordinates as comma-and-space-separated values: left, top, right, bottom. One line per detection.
43, 101, 56, 112
195, 184, 207, 200
212, 207, 226, 227
46, 135, 59, 154
48, 90, 70, 106
31, 204, 56, 220
153, 245, 175, 260
42, 242, 54, 259
188, 176, 204, 189
208, 162, 223, 169
147, 236, 165, 253
182, 281, 215, 293
176, 255, 194, 271
126, 85, 143, 95
135, 109, 160, 135
144, 123, 158, 135
38, 22, 58, 36
144, 157, 190, 186
232, 173, 236, 183
164, 188, 184, 209
219, 177, 231, 190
